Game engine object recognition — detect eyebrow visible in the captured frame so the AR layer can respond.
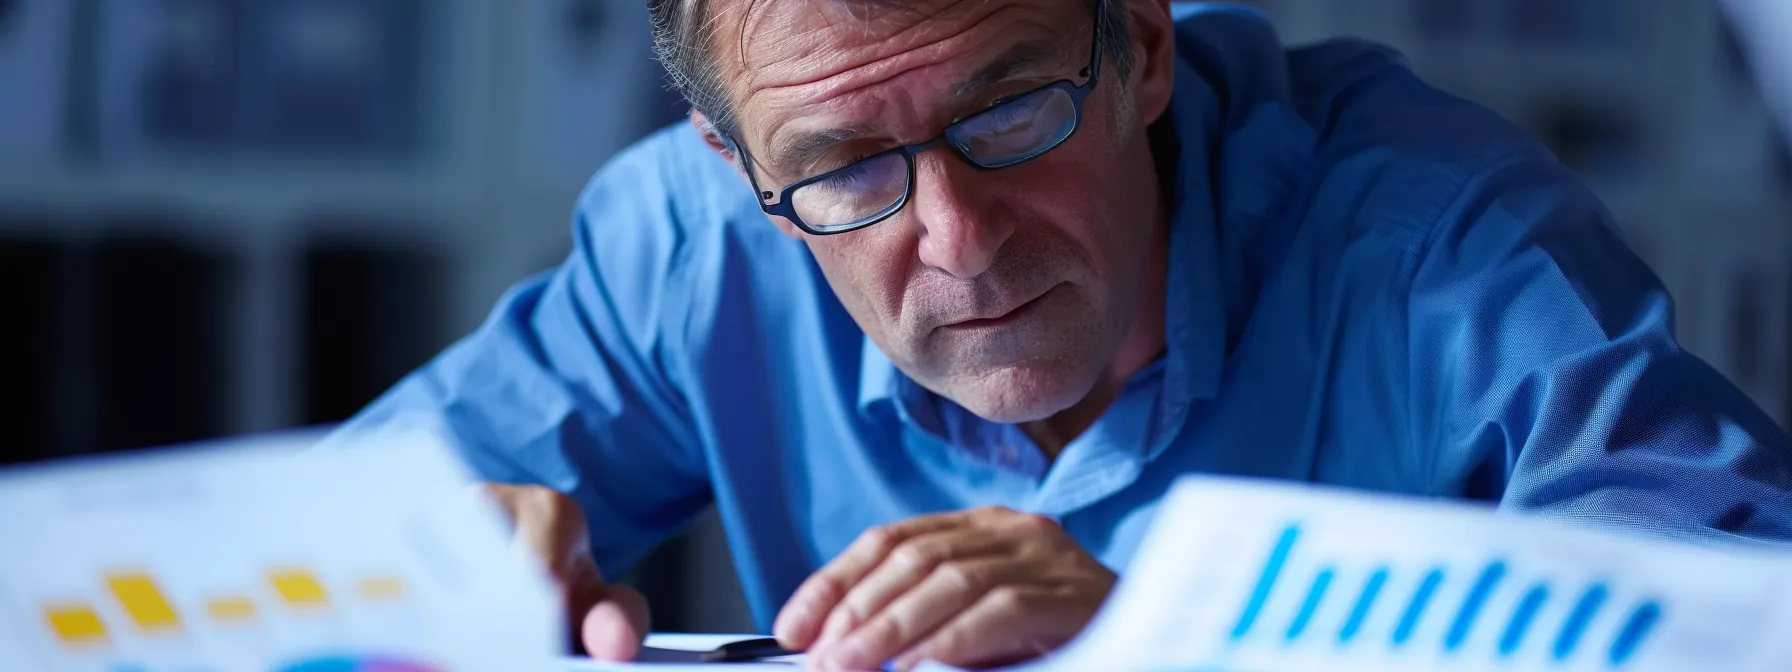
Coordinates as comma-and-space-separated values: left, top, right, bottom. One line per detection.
762, 38, 1065, 175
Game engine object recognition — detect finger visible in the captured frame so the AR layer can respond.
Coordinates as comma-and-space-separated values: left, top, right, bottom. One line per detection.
477, 484, 646, 660
812, 531, 1013, 653
776, 509, 983, 649
581, 583, 651, 661
817, 557, 1021, 672
479, 484, 593, 577
891, 584, 1076, 672
566, 557, 652, 660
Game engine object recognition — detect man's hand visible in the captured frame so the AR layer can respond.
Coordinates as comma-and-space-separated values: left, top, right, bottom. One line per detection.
476, 483, 650, 661
773, 506, 1116, 671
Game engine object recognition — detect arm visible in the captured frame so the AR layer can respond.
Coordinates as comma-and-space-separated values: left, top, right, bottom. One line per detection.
327, 130, 713, 579
1407, 158, 1792, 547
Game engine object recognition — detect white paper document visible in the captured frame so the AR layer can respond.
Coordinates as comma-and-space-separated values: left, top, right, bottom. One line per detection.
920, 476, 1792, 672
0, 430, 563, 672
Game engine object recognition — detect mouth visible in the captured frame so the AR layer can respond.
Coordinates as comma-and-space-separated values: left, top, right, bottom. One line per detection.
942, 284, 1063, 332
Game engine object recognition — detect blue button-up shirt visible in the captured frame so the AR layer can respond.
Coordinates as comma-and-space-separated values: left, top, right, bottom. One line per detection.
332, 6, 1792, 631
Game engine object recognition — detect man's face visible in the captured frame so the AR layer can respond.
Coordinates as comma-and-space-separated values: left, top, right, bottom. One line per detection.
710, 0, 1172, 423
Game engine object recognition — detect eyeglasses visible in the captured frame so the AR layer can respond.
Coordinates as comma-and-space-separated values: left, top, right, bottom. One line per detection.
729, 3, 1105, 236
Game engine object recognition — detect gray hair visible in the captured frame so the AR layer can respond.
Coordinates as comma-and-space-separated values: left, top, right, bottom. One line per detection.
648, 0, 1137, 139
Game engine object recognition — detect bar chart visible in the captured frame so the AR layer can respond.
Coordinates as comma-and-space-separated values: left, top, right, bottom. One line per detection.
1021, 476, 1792, 672
38, 568, 413, 649
0, 432, 562, 672
1226, 524, 1666, 666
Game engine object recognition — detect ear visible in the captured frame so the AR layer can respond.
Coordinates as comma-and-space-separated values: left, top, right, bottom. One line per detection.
688, 109, 807, 240
689, 109, 737, 164
1127, 0, 1178, 127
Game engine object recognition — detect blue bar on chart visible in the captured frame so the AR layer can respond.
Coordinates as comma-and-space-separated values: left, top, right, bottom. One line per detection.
1285, 567, 1334, 641
1230, 525, 1301, 640
1336, 567, 1388, 644
1444, 561, 1507, 651
1498, 584, 1551, 656
1391, 568, 1445, 647
1221, 523, 1664, 667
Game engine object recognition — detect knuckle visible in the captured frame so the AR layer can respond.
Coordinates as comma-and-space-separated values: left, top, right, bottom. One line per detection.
885, 612, 924, 648
934, 561, 980, 593
1016, 513, 1058, 533
808, 573, 851, 605
883, 607, 930, 651
823, 601, 863, 634
986, 585, 1028, 615
841, 603, 869, 630
891, 541, 940, 571
861, 524, 901, 552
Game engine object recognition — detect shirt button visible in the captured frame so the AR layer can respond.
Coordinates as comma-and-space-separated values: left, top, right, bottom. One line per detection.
998, 445, 1020, 464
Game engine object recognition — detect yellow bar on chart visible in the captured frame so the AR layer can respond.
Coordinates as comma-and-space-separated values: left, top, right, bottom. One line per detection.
357, 576, 405, 601
105, 571, 182, 632
268, 569, 330, 610
204, 596, 258, 623
43, 603, 109, 646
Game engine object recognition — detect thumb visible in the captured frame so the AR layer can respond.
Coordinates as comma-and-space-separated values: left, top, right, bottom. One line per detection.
565, 559, 651, 660
581, 583, 651, 661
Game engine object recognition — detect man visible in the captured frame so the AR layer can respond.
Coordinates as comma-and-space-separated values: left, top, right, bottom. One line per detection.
332, 0, 1792, 670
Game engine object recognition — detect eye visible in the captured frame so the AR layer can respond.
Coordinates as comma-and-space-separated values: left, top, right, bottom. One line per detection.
810, 155, 881, 191
948, 87, 1036, 125
801, 153, 868, 180
987, 92, 1024, 108
983, 102, 1036, 133
960, 91, 1050, 136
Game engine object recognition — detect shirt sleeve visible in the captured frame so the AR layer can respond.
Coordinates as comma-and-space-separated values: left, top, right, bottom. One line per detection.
1406, 156, 1792, 548
323, 131, 713, 578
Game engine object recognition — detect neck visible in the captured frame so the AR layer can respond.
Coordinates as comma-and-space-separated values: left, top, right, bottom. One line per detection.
1023, 216, 1170, 459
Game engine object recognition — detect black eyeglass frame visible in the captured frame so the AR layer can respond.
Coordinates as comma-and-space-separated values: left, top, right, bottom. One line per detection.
726, 2, 1107, 236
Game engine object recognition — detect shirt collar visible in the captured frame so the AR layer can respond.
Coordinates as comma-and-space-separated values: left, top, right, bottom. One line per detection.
858, 48, 1230, 421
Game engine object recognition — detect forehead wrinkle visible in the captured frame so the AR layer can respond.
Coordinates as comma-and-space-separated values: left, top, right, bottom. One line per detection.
745, 10, 1059, 159
759, 34, 1063, 173
738, 0, 968, 71
745, 12, 996, 107
953, 40, 1063, 99
756, 53, 964, 173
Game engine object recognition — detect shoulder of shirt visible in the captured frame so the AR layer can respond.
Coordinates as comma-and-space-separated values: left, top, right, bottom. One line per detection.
1172, 7, 1569, 254
572, 120, 769, 234
1285, 38, 1568, 251
565, 117, 822, 360
568, 120, 795, 281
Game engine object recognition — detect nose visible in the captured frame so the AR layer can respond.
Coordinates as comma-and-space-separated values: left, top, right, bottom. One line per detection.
909, 150, 1014, 279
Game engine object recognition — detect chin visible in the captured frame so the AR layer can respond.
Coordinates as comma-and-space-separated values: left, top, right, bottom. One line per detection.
944, 360, 1100, 423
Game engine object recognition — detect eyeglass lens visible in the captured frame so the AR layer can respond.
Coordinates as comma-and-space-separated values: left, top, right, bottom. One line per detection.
788, 86, 1080, 232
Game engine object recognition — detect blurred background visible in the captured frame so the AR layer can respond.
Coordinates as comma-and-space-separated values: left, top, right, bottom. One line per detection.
0, 0, 1786, 636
